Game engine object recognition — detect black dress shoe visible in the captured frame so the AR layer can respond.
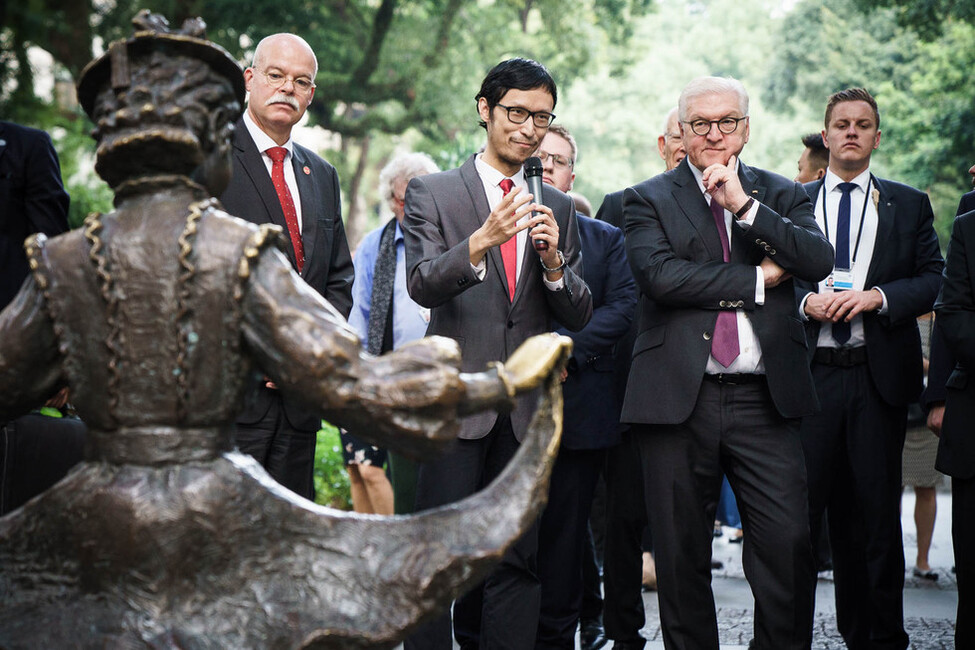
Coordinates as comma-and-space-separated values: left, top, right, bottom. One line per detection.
611, 639, 646, 650
580, 616, 608, 650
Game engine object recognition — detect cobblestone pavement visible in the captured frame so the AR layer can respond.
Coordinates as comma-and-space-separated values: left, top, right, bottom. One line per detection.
637, 489, 957, 649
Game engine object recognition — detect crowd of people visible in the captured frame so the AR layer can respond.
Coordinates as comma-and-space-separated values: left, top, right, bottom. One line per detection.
1, 25, 973, 650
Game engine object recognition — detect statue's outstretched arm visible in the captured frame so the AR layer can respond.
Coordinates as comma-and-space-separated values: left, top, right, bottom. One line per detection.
0, 277, 63, 421
241, 249, 563, 458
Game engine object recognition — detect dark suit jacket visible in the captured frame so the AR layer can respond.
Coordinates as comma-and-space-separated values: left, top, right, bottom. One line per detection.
798, 176, 944, 407
404, 154, 593, 441
922, 192, 972, 412
958, 189, 975, 217
621, 158, 834, 424
596, 189, 641, 424
0, 122, 69, 310
558, 215, 635, 450
935, 209, 975, 479
220, 117, 354, 431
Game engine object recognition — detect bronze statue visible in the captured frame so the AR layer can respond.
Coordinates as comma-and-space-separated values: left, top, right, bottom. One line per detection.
0, 12, 570, 648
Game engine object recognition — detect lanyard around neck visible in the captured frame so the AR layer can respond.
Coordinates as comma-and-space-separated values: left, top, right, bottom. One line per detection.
821, 175, 873, 265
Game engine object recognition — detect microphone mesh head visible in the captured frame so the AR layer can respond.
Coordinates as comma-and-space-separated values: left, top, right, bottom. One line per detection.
524, 156, 543, 177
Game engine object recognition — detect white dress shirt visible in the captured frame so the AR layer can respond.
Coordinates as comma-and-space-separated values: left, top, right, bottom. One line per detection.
801, 168, 889, 349
688, 161, 765, 374
472, 153, 563, 291
242, 110, 303, 233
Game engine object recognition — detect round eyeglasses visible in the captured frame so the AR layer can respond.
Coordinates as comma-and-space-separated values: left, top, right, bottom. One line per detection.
683, 116, 748, 136
537, 151, 573, 170
259, 68, 316, 94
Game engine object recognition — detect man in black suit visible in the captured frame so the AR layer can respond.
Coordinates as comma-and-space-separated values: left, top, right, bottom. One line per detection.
0, 121, 70, 310
934, 205, 975, 649
623, 76, 833, 650
533, 125, 636, 650
0, 121, 74, 513
403, 58, 592, 650
796, 87, 943, 650
219, 33, 354, 500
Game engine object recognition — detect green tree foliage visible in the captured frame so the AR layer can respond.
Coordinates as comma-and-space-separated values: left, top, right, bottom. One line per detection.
763, 0, 975, 240
853, 0, 975, 41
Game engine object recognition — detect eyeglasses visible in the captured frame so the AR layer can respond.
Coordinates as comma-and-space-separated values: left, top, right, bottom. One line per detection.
683, 116, 748, 136
537, 151, 573, 170
495, 103, 556, 128
258, 68, 316, 94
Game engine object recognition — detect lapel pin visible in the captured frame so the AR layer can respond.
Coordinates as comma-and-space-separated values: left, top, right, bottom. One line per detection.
303, 166, 311, 175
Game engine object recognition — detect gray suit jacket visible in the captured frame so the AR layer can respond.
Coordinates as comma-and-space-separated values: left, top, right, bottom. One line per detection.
404, 154, 592, 441
621, 158, 834, 424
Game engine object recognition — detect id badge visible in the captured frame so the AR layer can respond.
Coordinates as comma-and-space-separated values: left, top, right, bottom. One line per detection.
829, 268, 854, 291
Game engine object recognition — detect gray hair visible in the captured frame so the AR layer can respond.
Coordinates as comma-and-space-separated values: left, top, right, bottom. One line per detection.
678, 77, 749, 122
661, 106, 680, 136
379, 152, 440, 205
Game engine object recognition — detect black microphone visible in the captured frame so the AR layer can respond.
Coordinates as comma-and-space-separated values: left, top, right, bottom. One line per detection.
523, 156, 549, 251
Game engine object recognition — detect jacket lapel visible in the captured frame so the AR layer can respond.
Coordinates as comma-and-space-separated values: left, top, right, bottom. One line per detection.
459, 156, 511, 299
732, 162, 767, 263
232, 120, 296, 267
672, 160, 724, 261
291, 145, 319, 278
866, 175, 895, 285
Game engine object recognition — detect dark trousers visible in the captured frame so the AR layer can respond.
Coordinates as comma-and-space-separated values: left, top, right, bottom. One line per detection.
602, 428, 648, 643
800, 363, 908, 650
536, 446, 606, 649
405, 415, 539, 650
235, 394, 316, 500
635, 379, 814, 650
953, 475, 975, 648
389, 450, 418, 514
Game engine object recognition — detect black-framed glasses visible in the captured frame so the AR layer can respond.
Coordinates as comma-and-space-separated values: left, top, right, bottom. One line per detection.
537, 151, 573, 169
683, 116, 748, 136
259, 68, 316, 94
496, 103, 556, 128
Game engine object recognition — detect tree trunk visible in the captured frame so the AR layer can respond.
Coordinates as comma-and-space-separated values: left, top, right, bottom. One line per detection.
344, 136, 372, 252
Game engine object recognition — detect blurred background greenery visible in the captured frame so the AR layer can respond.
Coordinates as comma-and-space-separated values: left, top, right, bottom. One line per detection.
4, 0, 973, 508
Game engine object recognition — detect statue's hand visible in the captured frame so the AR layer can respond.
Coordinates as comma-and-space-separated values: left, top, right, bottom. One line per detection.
502, 333, 573, 394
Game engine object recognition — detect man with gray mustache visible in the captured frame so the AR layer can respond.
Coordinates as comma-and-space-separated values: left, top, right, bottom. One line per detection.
220, 33, 354, 500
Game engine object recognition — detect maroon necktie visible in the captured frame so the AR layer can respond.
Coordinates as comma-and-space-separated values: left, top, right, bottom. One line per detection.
710, 197, 740, 367
499, 178, 517, 301
266, 146, 305, 273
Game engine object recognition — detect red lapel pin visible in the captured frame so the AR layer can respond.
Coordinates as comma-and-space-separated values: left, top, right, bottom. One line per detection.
303, 166, 311, 175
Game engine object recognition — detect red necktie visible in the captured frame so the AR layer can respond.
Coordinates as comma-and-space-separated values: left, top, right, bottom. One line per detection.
710, 197, 740, 367
266, 146, 305, 273
499, 178, 517, 301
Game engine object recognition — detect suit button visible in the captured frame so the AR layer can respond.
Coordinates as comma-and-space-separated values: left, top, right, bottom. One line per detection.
769, 248, 776, 255
735, 300, 744, 308
703, 331, 712, 341
755, 238, 762, 245
457, 278, 466, 286
507, 320, 514, 329
719, 300, 728, 308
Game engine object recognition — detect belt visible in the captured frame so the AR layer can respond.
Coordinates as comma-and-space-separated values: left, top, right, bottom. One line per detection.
813, 346, 867, 367
703, 373, 765, 385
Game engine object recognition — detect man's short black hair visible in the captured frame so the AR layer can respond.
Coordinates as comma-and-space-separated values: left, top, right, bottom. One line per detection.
475, 58, 557, 129
801, 132, 829, 171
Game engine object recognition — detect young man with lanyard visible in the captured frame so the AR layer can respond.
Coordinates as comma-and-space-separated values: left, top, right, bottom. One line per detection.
796, 87, 943, 650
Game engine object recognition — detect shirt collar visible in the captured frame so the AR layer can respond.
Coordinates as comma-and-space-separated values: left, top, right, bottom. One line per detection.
243, 109, 295, 158
474, 152, 527, 189
824, 167, 871, 194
